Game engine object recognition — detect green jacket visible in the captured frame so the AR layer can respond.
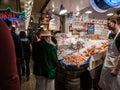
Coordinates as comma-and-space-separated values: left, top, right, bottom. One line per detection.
32, 39, 58, 79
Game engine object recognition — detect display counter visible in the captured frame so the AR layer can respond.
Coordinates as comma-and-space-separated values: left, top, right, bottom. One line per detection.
89, 51, 106, 78
56, 34, 108, 90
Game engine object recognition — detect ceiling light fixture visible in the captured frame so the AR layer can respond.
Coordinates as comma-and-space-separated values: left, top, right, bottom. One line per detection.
85, 10, 92, 14
107, 13, 114, 16
76, 11, 80, 16
59, 4, 67, 15
52, 8, 55, 12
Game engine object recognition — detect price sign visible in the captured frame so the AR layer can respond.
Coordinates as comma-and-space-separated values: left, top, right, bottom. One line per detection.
87, 23, 94, 34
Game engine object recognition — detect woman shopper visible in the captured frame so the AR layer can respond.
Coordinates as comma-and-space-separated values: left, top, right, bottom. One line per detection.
4, 19, 24, 84
19, 31, 31, 81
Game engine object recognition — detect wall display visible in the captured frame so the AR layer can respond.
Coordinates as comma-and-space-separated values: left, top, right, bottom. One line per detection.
49, 14, 60, 31
90, 19, 107, 24
82, 14, 89, 23
94, 24, 104, 35
72, 21, 84, 29
66, 12, 75, 23
72, 17, 84, 29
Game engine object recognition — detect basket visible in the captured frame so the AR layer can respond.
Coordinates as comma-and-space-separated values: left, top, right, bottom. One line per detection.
60, 56, 91, 69
59, 57, 91, 77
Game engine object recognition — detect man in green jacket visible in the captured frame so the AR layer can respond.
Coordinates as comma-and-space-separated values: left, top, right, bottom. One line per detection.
32, 30, 58, 90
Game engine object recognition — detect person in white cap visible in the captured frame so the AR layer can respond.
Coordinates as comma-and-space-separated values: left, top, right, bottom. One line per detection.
32, 30, 58, 90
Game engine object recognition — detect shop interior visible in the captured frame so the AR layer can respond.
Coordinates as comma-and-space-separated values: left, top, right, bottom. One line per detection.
0, 0, 120, 90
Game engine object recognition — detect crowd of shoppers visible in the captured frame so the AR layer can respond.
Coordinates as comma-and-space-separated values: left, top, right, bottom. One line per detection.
1, 14, 120, 90
0, 18, 58, 90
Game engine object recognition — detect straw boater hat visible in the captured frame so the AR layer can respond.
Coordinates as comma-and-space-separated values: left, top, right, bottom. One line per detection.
40, 30, 52, 36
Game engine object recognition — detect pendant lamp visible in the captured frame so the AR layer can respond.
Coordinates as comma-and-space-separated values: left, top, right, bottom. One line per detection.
59, 4, 67, 15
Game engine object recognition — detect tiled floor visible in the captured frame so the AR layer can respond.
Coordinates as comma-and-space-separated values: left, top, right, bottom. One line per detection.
21, 60, 36, 90
21, 60, 97, 90
21, 74, 36, 90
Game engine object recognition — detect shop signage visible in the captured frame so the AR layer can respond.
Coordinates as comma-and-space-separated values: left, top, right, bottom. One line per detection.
72, 17, 84, 29
49, 14, 60, 31
0, 12, 18, 18
94, 24, 104, 35
0, 7, 26, 21
66, 12, 74, 23
87, 23, 94, 34
104, 0, 120, 7
90, 0, 120, 12
89, 19, 107, 24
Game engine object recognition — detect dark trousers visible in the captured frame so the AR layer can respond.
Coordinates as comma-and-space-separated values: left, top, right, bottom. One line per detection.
22, 55, 30, 78
17, 59, 21, 84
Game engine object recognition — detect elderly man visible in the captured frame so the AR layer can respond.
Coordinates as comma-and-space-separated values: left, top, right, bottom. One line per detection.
32, 30, 58, 90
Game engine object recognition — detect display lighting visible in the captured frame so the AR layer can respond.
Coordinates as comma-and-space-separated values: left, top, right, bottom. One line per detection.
24, 0, 33, 29
30, 19, 33, 22
85, 10, 92, 14
52, 8, 55, 12
40, 25, 44, 28
59, 4, 67, 15
50, 18, 55, 21
107, 13, 114, 16
75, 11, 80, 16
25, 3, 28, 7
27, 0, 32, 4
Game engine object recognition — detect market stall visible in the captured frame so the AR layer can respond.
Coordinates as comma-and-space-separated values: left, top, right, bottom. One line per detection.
55, 32, 108, 90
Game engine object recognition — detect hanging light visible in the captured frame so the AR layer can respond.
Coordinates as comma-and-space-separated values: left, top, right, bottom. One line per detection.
85, 7, 93, 14
75, 11, 80, 16
59, 4, 67, 15
85, 10, 92, 14
107, 13, 114, 16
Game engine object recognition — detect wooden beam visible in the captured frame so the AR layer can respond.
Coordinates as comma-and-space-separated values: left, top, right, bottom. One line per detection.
39, 0, 50, 13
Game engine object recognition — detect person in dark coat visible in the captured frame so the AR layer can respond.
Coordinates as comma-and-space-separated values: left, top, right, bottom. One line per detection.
19, 31, 31, 81
32, 30, 58, 90
4, 19, 24, 84
0, 19, 20, 90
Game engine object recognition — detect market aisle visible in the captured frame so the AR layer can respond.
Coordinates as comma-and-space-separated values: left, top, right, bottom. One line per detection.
21, 60, 92, 90
21, 59, 36, 90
